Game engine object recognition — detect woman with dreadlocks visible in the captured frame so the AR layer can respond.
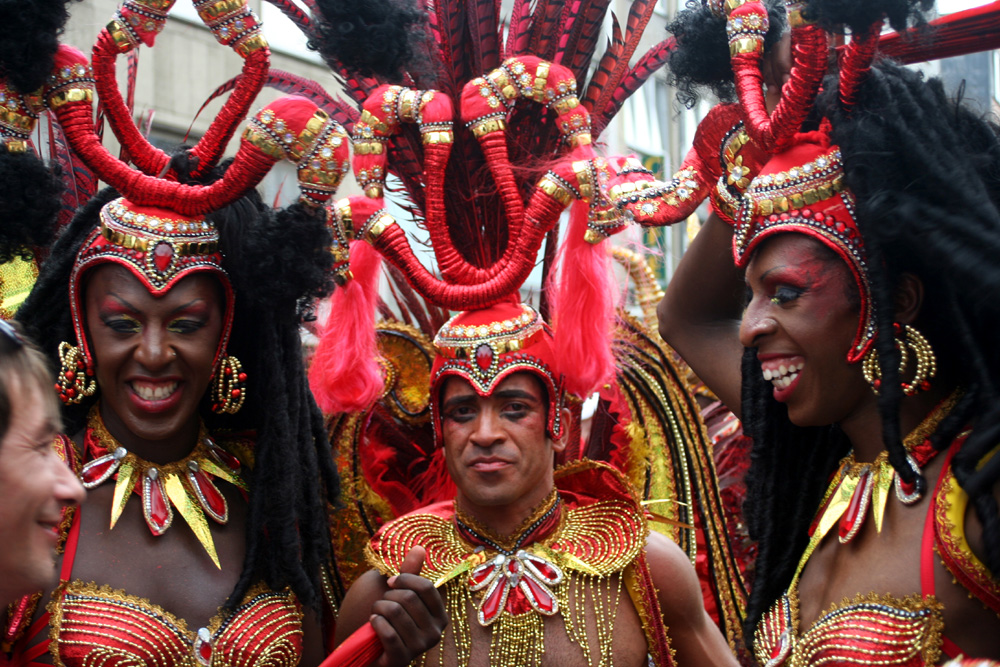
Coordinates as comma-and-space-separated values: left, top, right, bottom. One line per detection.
0, 1, 446, 664
654, 0, 1000, 663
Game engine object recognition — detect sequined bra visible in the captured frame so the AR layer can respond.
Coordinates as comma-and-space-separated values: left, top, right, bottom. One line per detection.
754, 438, 1000, 667
4, 436, 305, 667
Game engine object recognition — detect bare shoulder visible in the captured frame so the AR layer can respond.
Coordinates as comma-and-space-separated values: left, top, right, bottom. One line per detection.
334, 569, 390, 644
644, 531, 740, 667
644, 530, 702, 596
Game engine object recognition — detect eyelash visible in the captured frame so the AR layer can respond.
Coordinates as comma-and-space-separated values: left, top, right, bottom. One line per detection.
104, 317, 206, 334
105, 316, 141, 333
770, 287, 802, 305
168, 319, 205, 334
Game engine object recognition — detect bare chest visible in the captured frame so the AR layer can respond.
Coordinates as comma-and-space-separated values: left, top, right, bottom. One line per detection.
65, 483, 245, 621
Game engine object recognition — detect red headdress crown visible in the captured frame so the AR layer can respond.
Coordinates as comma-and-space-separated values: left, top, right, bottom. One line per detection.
301, 0, 684, 416
430, 300, 565, 446
734, 129, 875, 362
46, 2, 350, 377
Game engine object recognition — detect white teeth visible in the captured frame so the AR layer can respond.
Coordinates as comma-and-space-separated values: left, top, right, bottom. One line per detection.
764, 364, 802, 389
133, 382, 178, 401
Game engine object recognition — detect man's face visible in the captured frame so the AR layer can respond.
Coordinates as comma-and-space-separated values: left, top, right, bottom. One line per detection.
0, 379, 85, 603
439, 373, 565, 518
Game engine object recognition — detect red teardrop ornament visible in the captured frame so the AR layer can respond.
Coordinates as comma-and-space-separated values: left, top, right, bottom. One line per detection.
523, 575, 555, 613
209, 445, 241, 473
470, 563, 496, 587
528, 557, 558, 581
838, 467, 872, 544
81, 456, 118, 487
481, 579, 506, 623
144, 475, 172, 535
191, 469, 228, 523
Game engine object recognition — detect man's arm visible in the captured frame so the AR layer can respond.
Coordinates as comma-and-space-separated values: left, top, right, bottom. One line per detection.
334, 547, 448, 667
645, 531, 740, 667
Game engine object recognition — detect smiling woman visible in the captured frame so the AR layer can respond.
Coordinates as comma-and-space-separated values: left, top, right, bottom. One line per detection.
656, 0, 1000, 663
84, 266, 224, 452
11, 164, 344, 664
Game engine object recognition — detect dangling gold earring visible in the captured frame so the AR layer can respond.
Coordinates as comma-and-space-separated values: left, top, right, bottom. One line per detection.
862, 323, 937, 396
212, 355, 247, 414
56, 342, 97, 405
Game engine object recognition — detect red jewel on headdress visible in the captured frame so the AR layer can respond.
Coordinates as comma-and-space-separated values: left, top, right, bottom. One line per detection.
152, 240, 174, 273
475, 343, 494, 371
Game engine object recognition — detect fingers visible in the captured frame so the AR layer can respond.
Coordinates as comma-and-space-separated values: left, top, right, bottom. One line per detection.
390, 573, 448, 627
370, 548, 448, 667
397, 546, 427, 576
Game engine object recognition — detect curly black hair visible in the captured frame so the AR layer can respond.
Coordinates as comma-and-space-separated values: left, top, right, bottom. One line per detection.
307, 0, 436, 84
799, 0, 931, 33
741, 59, 1000, 644
0, 0, 76, 93
666, 0, 787, 108
17, 162, 341, 610
0, 147, 63, 263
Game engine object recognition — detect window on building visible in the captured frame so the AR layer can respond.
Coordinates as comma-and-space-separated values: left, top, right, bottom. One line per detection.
993, 50, 1000, 106
170, 0, 321, 64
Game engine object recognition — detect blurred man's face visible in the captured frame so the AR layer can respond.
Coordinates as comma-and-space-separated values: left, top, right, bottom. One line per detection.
0, 378, 84, 603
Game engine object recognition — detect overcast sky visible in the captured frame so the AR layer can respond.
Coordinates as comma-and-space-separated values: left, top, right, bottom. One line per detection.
937, 0, 985, 13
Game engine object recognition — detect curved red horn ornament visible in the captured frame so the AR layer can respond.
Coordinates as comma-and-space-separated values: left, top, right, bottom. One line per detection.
91, 0, 270, 181
48, 50, 331, 215
729, 1, 829, 152
328, 57, 620, 312
838, 20, 882, 113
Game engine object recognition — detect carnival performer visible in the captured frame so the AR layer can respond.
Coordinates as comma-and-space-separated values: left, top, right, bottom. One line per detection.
0, 1, 446, 664
0, 321, 85, 607
654, 0, 1000, 662
335, 300, 738, 666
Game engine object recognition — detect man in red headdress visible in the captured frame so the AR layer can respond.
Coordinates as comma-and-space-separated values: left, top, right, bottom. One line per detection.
334, 301, 738, 667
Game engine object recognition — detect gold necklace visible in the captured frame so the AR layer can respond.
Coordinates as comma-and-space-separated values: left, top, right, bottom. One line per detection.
811, 389, 961, 548
79, 407, 246, 568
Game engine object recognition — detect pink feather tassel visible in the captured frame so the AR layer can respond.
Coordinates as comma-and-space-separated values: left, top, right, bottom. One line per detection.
550, 200, 616, 398
309, 240, 385, 414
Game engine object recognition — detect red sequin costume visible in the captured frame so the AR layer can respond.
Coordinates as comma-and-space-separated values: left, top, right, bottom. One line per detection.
294, 2, 753, 659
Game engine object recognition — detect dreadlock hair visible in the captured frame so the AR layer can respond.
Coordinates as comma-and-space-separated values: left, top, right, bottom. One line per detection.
799, 0, 931, 34
0, 0, 76, 94
666, 0, 787, 108
17, 158, 341, 610
741, 60, 1000, 645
